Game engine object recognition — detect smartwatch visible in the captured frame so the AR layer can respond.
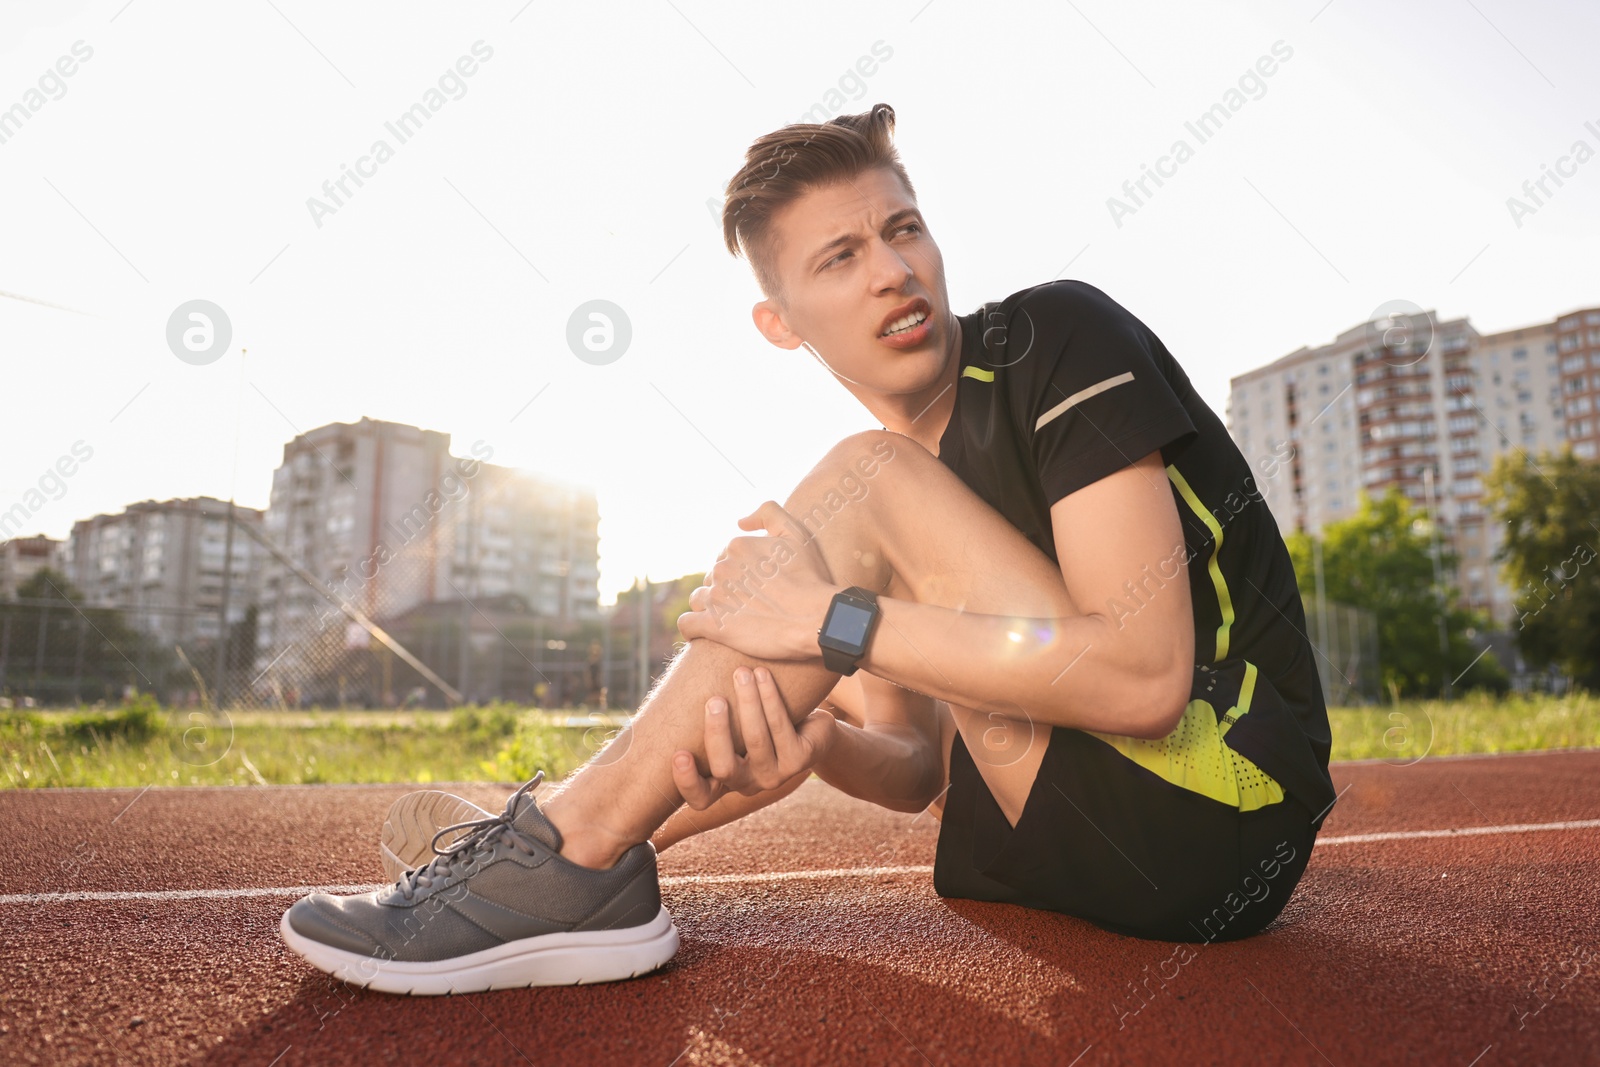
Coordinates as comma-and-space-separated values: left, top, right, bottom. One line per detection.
817, 586, 881, 676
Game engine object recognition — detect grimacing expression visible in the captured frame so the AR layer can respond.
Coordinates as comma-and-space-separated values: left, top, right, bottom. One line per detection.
757, 166, 955, 400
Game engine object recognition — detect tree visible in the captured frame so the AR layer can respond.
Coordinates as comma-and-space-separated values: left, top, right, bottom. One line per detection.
1484, 448, 1600, 688
1285, 489, 1504, 697
0, 569, 166, 705
221, 604, 260, 701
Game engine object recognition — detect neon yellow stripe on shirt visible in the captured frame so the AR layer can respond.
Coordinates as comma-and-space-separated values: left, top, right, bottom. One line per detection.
1165, 463, 1234, 662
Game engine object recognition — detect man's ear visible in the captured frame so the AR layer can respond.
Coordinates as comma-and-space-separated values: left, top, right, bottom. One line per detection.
752, 299, 805, 351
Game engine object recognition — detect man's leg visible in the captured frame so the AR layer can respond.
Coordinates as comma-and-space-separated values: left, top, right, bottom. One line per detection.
541, 429, 1083, 868
648, 673, 867, 853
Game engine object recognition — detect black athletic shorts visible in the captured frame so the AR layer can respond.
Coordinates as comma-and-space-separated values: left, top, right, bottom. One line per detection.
934, 666, 1318, 943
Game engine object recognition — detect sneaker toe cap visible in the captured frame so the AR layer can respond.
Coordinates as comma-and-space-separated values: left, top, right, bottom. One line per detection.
285, 893, 384, 955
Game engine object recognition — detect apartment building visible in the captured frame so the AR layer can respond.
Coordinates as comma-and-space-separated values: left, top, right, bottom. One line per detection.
62, 497, 265, 650
254, 418, 601, 678
1555, 308, 1600, 460
0, 534, 62, 598
1228, 304, 1591, 626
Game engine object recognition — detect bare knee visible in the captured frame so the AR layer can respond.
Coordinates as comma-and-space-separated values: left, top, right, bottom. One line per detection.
820, 430, 929, 487
785, 431, 924, 545
801, 430, 911, 501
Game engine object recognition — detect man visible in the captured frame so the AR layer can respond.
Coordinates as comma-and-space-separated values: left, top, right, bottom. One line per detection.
280, 104, 1336, 994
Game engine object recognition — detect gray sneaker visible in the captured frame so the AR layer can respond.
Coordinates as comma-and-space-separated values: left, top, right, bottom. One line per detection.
380, 789, 494, 883
280, 773, 678, 993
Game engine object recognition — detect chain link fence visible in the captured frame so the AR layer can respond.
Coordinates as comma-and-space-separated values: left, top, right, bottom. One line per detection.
1300, 594, 1382, 706
0, 589, 661, 713
1, 498, 688, 712
6, 558, 1381, 714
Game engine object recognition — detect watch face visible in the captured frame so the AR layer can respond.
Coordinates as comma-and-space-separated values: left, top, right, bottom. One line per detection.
825, 600, 875, 647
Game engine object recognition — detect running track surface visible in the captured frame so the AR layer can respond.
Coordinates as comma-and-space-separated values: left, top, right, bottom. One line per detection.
3, 751, 1597, 1066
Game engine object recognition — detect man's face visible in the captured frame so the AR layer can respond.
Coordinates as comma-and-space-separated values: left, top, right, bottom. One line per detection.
754, 167, 954, 401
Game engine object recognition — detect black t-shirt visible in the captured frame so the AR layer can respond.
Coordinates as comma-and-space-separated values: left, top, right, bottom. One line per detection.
936, 279, 1337, 823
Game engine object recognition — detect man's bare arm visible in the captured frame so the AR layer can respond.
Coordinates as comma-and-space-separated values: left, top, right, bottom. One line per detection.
653, 670, 943, 850
849, 450, 1195, 739
811, 672, 942, 812
652, 771, 809, 852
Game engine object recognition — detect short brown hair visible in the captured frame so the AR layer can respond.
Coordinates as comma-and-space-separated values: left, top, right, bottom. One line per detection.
721, 103, 917, 302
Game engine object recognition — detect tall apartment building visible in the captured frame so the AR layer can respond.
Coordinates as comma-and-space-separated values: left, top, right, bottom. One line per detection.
62, 497, 265, 650
255, 418, 601, 680
1556, 309, 1600, 459
0, 534, 62, 598
1228, 305, 1590, 627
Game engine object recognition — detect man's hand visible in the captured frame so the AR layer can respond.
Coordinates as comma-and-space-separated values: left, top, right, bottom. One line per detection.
671, 666, 837, 811
676, 501, 840, 662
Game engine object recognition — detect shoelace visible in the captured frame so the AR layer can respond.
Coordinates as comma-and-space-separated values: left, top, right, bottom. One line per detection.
394, 772, 545, 902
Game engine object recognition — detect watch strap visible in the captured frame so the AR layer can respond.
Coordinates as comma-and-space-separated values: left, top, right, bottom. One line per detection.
821, 642, 862, 676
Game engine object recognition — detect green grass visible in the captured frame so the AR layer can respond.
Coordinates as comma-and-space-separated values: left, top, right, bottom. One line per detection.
0, 697, 603, 789
1327, 690, 1600, 762
2, 691, 1595, 789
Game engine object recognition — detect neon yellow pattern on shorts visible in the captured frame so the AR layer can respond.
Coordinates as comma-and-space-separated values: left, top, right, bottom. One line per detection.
1088, 661, 1285, 811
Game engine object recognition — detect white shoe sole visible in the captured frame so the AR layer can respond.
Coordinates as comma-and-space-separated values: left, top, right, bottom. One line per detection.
380, 790, 496, 883
279, 905, 680, 994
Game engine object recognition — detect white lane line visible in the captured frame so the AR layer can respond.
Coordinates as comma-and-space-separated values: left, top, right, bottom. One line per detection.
0, 883, 385, 905
1315, 818, 1600, 847
0, 865, 939, 906
3, 821, 1596, 906
662, 864, 935, 886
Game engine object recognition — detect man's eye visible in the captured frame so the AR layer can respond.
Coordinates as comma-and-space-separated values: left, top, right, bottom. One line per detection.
895, 223, 922, 237
824, 250, 853, 269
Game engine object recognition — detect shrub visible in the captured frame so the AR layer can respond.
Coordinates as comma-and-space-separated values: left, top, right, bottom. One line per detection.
447, 702, 523, 742
63, 694, 161, 744
481, 722, 563, 783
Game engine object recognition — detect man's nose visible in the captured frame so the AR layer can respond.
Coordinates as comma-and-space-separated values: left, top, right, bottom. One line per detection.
866, 238, 914, 293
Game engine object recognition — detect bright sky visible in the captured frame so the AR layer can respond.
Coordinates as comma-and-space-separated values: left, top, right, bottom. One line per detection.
3, 0, 1597, 605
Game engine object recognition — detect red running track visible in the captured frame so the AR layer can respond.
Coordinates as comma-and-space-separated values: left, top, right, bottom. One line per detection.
2, 750, 1597, 1066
